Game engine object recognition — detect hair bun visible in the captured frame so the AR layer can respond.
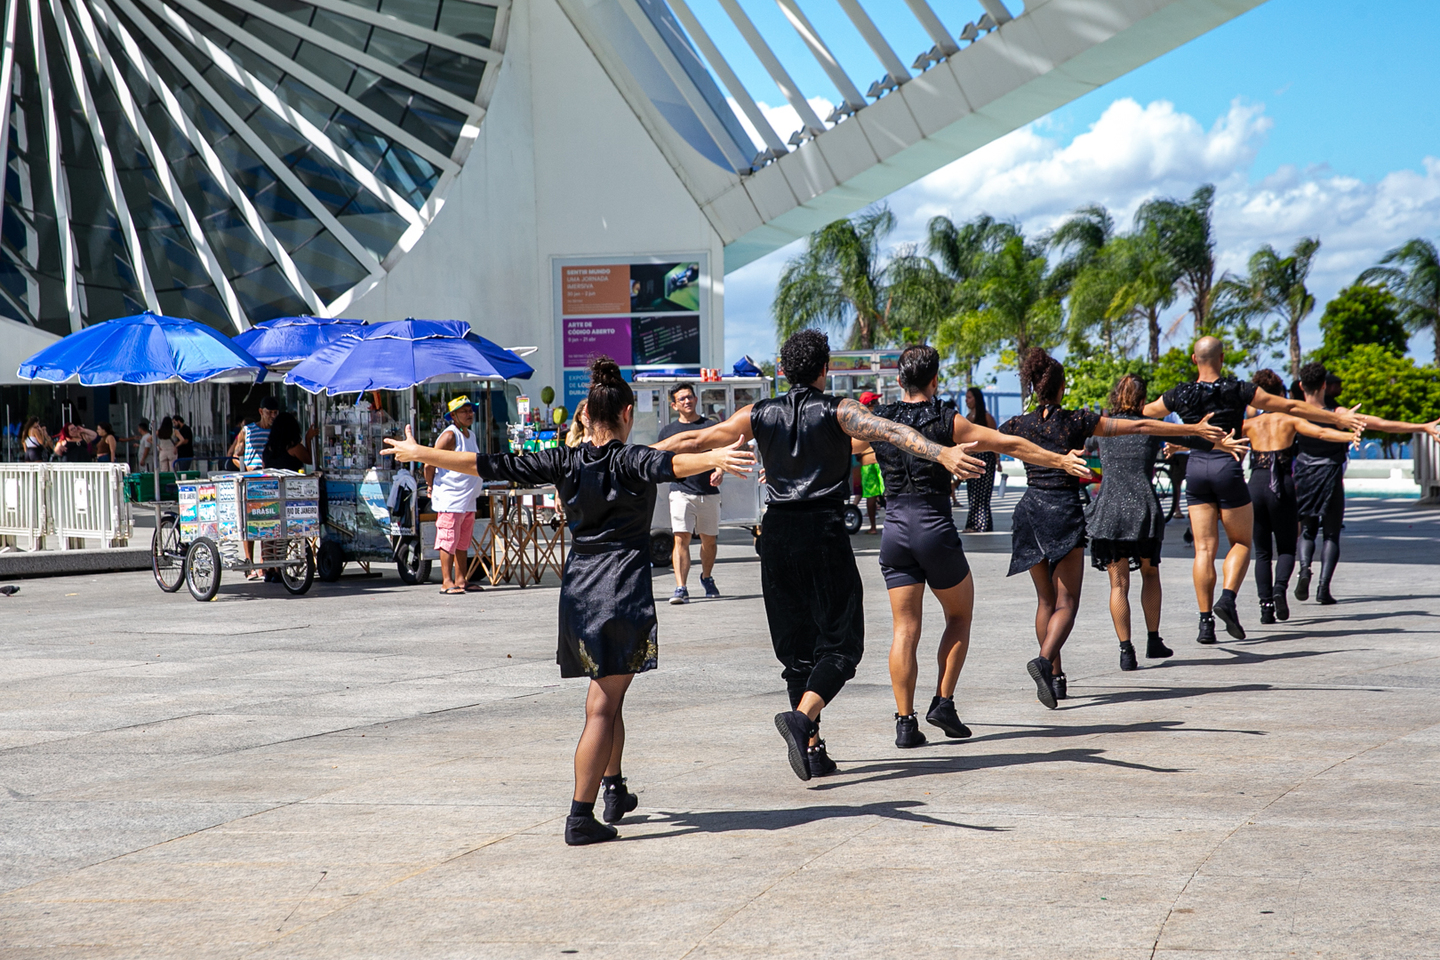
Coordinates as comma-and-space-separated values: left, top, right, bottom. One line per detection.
589, 356, 624, 387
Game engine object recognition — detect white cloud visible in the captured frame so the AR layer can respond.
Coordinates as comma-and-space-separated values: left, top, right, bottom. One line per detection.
728, 96, 836, 153
725, 96, 1440, 370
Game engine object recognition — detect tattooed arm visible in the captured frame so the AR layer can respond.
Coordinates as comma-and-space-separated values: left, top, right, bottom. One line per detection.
836, 398, 984, 479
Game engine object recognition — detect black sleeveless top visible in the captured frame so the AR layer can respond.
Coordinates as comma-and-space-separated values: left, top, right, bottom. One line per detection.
752, 386, 851, 506
871, 398, 955, 497
1160, 376, 1257, 434
1296, 402, 1349, 463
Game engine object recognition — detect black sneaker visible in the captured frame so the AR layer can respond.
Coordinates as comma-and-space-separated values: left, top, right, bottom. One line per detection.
1146, 633, 1173, 659
1026, 657, 1057, 709
807, 739, 838, 777
564, 815, 618, 846
1259, 601, 1276, 625
1212, 595, 1246, 640
1294, 567, 1311, 601
1052, 674, 1068, 701
925, 696, 972, 739
774, 710, 815, 781
1119, 641, 1138, 671
1317, 583, 1337, 605
895, 713, 927, 748
1274, 589, 1290, 621
601, 778, 638, 824
1196, 616, 1218, 645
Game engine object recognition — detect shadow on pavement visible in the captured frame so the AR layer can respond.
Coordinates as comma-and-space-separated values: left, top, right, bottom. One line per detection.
803, 746, 1182, 791
627, 800, 1008, 838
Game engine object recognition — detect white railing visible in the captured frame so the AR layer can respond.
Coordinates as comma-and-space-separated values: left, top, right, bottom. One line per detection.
0, 462, 132, 549
0, 463, 47, 550
1415, 432, 1440, 504
44, 463, 132, 548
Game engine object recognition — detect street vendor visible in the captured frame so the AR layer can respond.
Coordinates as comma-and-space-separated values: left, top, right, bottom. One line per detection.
428, 396, 482, 595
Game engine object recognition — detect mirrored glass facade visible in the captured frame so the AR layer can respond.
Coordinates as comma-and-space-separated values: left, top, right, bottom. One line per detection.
0, 0, 505, 336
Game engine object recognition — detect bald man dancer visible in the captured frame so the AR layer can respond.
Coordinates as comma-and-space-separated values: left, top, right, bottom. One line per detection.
1143, 337, 1364, 643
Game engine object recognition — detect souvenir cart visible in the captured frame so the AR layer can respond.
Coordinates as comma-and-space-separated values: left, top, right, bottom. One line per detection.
312, 392, 430, 584
628, 375, 770, 564
151, 471, 317, 601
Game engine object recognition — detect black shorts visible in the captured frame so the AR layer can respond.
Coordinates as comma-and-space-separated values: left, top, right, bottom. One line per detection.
1185, 450, 1251, 509
879, 494, 971, 591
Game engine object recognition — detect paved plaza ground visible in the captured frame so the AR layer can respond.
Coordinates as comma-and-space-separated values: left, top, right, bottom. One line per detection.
2, 496, 1438, 959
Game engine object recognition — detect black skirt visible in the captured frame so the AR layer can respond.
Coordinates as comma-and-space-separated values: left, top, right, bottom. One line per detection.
1089, 536, 1162, 571
1293, 454, 1343, 520
556, 539, 657, 679
1008, 487, 1087, 576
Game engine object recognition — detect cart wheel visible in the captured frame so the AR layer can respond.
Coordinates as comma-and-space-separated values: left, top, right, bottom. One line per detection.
316, 540, 345, 582
396, 537, 430, 585
649, 531, 672, 567
280, 540, 314, 595
151, 513, 184, 593
185, 538, 221, 602
842, 505, 863, 535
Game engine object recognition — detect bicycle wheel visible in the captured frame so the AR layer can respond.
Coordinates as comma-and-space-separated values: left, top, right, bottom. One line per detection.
185, 538, 221, 602
151, 514, 184, 593
280, 539, 314, 595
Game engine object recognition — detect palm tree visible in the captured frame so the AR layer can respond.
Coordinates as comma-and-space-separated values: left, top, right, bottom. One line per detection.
937, 234, 1063, 403
1214, 238, 1320, 378
926, 214, 1020, 284
1105, 231, 1180, 363
1047, 203, 1115, 292
1360, 238, 1440, 366
773, 207, 893, 348
1136, 184, 1217, 336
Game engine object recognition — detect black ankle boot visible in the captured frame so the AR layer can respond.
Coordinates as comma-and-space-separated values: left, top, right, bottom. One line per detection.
1295, 566, 1312, 601
894, 713, 927, 748
1316, 581, 1337, 605
807, 738, 838, 777
1273, 588, 1290, 621
1146, 631, 1173, 659
1119, 641, 1138, 671
601, 776, 638, 824
1197, 614, 1217, 645
925, 696, 972, 739
1259, 601, 1276, 625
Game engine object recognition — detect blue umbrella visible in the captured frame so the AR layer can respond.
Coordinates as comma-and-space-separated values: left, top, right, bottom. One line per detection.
17, 311, 265, 385
285, 319, 533, 394
231, 315, 367, 367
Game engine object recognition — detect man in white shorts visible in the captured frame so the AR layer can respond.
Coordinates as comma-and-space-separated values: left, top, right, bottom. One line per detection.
657, 383, 720, 604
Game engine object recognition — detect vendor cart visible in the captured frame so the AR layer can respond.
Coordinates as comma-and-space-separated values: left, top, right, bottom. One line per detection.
150, 472, 316, 601
628, 376, 770, 565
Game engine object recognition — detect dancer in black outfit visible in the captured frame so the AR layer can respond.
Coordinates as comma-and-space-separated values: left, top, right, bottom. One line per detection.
1143, 337, 1364, 643
1290, 362, 1438, 605
657, 330, 983, 780
963, 386, 999, 531
1241, 369, 1360, 622
1086, 375, 1247, 671
857, 346, 1092, 747
384, 358, 753, 845
1005, 350, 1227, 708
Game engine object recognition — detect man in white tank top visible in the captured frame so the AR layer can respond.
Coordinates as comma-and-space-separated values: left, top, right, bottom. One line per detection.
427, 396, 483, 594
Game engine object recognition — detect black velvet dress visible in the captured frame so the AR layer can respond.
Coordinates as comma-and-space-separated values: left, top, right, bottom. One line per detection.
474, 441, 676, 679
999, 405, 1101, 576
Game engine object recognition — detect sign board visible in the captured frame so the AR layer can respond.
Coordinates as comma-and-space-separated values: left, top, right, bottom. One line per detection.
554, 255, 709, 414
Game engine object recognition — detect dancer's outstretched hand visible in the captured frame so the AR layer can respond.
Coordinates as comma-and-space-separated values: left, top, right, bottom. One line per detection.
1424, 418, 1440, 440
707, 438, 755, 479
383, 425, 423, 462
1336, 403, 1366, 433
1193, 413, 1227, 443
1215, 430, 1250, 461
938, 442, 985, 480
1060, 449, 1094, 480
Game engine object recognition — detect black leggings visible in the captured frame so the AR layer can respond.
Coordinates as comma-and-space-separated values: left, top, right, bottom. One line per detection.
1300, 479, 1344, 588
760, 505, 865, 707
1249, 467, 1297, 603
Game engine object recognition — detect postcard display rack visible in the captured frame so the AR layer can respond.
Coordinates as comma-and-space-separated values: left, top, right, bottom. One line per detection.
177, 472, 320, 558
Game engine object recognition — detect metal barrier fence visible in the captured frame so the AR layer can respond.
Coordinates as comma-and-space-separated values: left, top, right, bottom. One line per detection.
0, 463, 47, 550
1415, 433, 1440, 504
0, 462, 132, 549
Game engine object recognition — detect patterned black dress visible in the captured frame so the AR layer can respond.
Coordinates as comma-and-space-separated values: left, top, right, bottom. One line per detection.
474, 441, 676, 679
999, 405, 1101, 576
1085, 417, 1166, 571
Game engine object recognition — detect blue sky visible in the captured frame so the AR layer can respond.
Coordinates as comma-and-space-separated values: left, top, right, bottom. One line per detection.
714, 0, 1440, 381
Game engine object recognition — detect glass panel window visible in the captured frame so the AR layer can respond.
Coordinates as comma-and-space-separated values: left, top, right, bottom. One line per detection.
201, 208, 279, 278
436, 1, 496, 45
289, 230, 370, 301
335, 199, 407, 262
420, 48, 483, 100
378, 0, 442, 31
364, 27, 428, 77
399, 93, 463, 153
231, 264, 307, 322
293, 41, 360, 94
309, 9, 371, 50
699, 388, 727, 421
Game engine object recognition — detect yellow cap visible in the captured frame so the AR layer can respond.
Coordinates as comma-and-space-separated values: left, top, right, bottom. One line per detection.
447, 395, 474, 413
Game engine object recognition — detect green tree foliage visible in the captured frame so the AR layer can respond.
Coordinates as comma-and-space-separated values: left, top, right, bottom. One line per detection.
1135, 184, 1218, 336
1313, 284, 1407, 368
936, 235, 1063, 401
1330, 343, 1440, 453
1060, 355, 1155, 410
1150, 346, 1197, 396
1359, 238, 1440, 367
1219, 238, 1321, 379
774, 206, 952, 349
